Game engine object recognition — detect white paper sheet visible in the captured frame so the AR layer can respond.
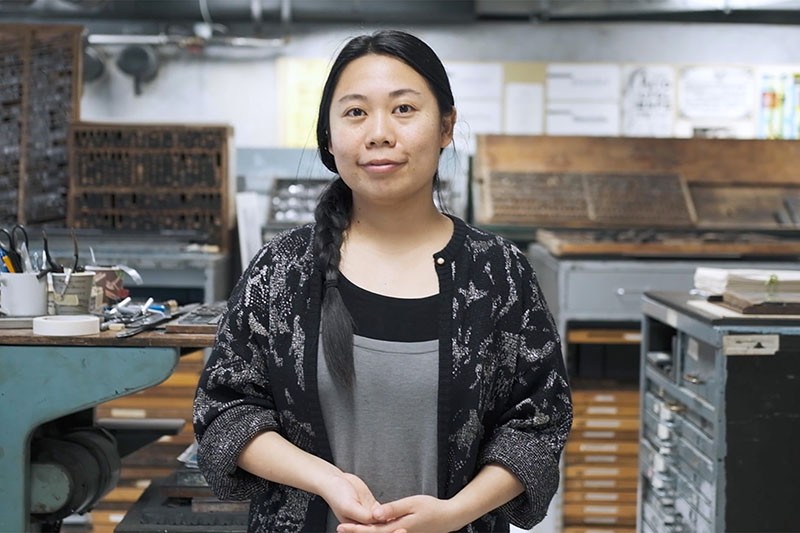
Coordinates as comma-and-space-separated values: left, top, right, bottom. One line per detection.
546, 101, 620, 136
446, 62, 504, 153
678, 66, 755, 120
236, 191, 268, 268
504, 82, 544, 134
622, 65, 675, 137
547, 63, 621, 101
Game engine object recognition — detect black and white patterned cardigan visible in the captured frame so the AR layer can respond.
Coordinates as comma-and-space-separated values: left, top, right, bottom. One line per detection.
193, 216, 573, 532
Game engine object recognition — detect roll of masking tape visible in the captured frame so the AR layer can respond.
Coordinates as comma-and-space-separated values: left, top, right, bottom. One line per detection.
33, 315, 101, 336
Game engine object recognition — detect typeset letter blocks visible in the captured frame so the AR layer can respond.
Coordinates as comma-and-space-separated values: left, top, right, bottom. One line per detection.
68, 122, 235, 251
0, 23, 82, 226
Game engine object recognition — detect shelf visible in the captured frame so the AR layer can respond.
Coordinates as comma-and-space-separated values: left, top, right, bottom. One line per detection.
568, 328, 642, 345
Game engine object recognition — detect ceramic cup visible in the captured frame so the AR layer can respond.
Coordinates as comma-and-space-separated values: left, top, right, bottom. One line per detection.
0, 272, 48, 317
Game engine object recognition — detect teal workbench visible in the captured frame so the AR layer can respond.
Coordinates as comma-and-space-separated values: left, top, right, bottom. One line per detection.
0, 328, 213, 532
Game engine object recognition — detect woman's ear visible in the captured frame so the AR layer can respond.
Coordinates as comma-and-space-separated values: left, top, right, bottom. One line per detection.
440, 107, 457, 148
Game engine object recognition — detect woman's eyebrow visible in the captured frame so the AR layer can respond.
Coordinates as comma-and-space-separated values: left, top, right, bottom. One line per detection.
336, 88, 422, 104
337, 93, 366, 104
389, 88, 422, 98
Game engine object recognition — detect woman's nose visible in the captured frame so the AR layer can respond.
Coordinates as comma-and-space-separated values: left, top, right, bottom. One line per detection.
366, 114, 395, 147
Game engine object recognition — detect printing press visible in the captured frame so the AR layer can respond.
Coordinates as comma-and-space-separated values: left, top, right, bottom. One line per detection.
0, 325, 215, 532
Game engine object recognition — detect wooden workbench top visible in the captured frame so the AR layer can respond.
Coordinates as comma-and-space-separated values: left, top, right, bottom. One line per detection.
0, 328, 214, 348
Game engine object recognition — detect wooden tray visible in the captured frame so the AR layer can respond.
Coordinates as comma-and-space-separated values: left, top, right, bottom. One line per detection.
536, 228, 800, 258
473, 135, 800, 237
475, 171, 692, 228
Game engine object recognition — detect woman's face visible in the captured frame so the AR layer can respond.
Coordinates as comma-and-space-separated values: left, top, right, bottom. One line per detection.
328, 54, 455, 208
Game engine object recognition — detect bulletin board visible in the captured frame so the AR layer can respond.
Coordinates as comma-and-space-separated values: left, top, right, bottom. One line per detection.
276, 57, 800, 152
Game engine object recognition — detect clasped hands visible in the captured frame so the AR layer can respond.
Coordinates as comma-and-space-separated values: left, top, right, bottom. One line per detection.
325, 472, 459, 533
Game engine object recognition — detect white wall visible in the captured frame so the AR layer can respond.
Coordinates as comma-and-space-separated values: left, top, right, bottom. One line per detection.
80, 21, 800, 147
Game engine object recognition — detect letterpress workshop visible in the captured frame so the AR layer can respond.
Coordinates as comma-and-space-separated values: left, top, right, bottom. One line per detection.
2, 2, 800, 533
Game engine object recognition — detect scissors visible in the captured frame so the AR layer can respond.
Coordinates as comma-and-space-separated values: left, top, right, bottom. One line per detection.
0, 224, 29, 273
39, 229, 64, 279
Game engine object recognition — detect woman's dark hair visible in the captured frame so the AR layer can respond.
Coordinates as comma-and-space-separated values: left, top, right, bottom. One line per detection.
314, 30, 456, 388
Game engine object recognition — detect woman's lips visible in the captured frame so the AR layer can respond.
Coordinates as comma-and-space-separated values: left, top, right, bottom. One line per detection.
361, 159, 404, 173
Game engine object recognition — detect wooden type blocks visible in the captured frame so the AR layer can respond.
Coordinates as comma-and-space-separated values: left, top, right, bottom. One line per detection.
0, 23, 82, 226
68, 123, 235, 250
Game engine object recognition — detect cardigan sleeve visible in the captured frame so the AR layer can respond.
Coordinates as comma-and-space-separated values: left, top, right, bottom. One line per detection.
192, 247, 281, 501
478, 246, 573, 529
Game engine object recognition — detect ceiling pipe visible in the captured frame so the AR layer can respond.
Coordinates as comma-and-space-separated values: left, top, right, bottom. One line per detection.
87, 32, 287, 49
5, 0, 800, 24
1, 0, 473, 22
281, 0, 291, 25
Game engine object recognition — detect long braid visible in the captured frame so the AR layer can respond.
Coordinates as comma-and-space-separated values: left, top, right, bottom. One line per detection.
314, 177, 355, 388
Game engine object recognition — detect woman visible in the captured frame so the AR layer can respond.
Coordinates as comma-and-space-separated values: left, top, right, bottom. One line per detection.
193, 29, 572, 533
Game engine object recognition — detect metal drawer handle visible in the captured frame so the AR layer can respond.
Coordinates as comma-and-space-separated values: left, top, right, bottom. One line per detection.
666, 402, 686, 413
615, 287, 645, 296
683, 373, 704, 385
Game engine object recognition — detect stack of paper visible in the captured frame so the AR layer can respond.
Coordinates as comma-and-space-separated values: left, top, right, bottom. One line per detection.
694, 267, 800, 303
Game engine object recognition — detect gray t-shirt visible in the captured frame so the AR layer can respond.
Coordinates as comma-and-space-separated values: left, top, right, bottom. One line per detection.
318, 334, 439, 531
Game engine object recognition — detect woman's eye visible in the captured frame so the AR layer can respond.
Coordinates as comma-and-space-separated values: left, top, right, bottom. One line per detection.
345, 108, 366, 117
396, 104, 414, 114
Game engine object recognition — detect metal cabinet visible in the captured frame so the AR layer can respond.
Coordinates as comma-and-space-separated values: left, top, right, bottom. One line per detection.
526, 245, 800, 533
528, 244, 800, 337
639, 292, 800, 533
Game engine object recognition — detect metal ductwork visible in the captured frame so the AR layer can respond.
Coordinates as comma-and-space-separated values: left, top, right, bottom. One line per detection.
475, 0, 800, 22
2, 0, 800, 29
0, 0, 477, 24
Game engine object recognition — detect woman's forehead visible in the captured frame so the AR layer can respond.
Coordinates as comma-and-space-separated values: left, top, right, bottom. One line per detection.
333, 54, 430, 98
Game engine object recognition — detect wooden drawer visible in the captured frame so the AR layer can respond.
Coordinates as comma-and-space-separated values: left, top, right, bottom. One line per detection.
573, 416, 639, 432
573, 403, 640, 418
565, 478, 638, 492
566, 465, 639, 480
564, 503, 637, 527
565, 491, 637, 504
572, 389, 640, 406
567, 441, 639, 456
566, 453, 639, 467
571, 428, 639, 441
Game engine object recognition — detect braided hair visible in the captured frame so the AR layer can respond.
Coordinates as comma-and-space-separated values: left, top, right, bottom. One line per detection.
314, 30, 456, 388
